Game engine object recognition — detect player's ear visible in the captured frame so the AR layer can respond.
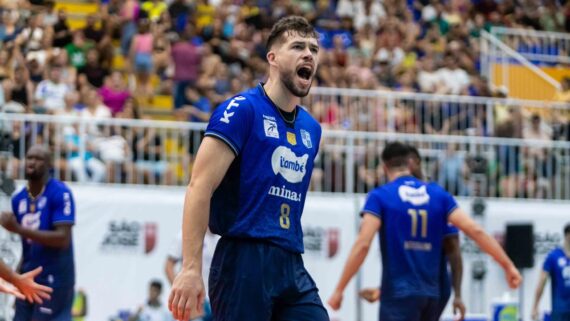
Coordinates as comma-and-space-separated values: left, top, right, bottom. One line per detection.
267, 50, 277, 66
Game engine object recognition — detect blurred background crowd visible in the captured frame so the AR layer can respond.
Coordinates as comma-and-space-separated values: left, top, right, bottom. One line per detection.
1, 0, 570, 199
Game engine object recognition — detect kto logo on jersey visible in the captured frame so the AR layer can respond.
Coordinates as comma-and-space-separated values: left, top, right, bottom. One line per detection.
271, 146, 308, 183
399, 185, 430, 206
263, 115, 279, 139
219, 96, 245, 124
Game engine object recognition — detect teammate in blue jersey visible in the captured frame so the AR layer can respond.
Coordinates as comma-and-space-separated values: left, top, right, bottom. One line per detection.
168, 16, 328, 321
328, 142, 521, 321
359, 145, 466, 320
532, 223, 570, 321
0, 145, 75, 321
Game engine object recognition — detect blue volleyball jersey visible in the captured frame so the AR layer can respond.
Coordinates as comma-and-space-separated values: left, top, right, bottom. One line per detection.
11, 179, 75, 287
204, 83, 322, 254
362, 176, 458, 299
543, 247, 570, 313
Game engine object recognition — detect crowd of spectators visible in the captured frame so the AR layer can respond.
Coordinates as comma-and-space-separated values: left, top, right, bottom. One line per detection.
0, 0, 569, 198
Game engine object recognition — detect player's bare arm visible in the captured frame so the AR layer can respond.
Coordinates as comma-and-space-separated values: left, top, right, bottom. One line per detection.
328, 213, 381, 310
448, 208, 522, 288
443, 234, 466, 320
531, 271, 548, 320
168, 136, 235, 321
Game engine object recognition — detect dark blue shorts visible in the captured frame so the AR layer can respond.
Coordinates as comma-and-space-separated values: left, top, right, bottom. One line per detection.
380, 296, 440, 321
551, 311, 570, 321
14, 286, 74, 321
208, 237, 329, 321
437, 285, 452, 318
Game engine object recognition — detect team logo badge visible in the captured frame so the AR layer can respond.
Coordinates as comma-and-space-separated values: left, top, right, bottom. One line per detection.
559, 257, 567, 267
264, 118, 279, 139
301, 130, 312, 149
287, 132, 297, 146
18, 199, 27, 215
38, 197, 47, 210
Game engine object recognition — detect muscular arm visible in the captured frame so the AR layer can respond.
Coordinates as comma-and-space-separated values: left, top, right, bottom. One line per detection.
329, 213, 381, 310
443, 235, 463, 299
181, 137, 235, 275
448, 208, 521, 288
17, 224, 72, 249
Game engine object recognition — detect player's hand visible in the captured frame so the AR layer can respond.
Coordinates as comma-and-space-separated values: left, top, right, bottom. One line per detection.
531, 307, 539, 321
358, 288, 381, 303
12, 267, 53, 304
168, 268, 205, 321
327, 290, 343, 311
453, 296, 466, 321
505, 265, 522, 289
0, 212, 20, 234
0, 278, 25, 300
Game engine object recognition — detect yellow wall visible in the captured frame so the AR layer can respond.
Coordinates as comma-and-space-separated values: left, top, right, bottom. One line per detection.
491, 64, 559, 101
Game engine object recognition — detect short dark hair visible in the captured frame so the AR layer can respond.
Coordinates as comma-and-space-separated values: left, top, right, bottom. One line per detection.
407, 145, 420, 161
150, 280, 162, 292
266, 16, 318, 50
565, 223, 570, 235
382, 142, 411, 169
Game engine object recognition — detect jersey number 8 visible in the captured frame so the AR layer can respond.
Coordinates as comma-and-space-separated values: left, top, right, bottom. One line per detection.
280, 204, 291, 229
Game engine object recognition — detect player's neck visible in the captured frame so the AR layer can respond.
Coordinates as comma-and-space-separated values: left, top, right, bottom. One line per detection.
388, 170, 412, 182
263, 78, 299, 113
28, 175, 49, 196
564, 241, 570, 256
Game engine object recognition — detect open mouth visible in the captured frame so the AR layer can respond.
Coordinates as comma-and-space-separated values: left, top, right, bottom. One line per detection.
297, 66, 313, 81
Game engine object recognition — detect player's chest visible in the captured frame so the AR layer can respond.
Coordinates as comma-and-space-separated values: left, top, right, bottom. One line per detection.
16, 197, 51, 230
249, 113, 316, 157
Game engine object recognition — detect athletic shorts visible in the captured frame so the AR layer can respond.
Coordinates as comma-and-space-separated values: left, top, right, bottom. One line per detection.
437, 284, 452, 318
208, 237, 329, 321
551, 311, 570, 321
380, 296, 440, 321
14, 286, 74, 321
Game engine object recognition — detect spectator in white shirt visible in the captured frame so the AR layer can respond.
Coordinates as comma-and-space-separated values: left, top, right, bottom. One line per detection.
435, 55, 470, 95
417, 57, 440, 93
354, 0, 387, 31
128, 280, 173, 321
34, 66, 71, 113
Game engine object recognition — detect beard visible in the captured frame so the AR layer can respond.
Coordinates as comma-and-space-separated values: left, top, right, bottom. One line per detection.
280, 69, 312, 98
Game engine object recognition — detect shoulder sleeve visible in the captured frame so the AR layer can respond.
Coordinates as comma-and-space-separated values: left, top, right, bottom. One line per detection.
314, 122, 322, 156
205, 95, 253, 156
444, 223, 459, 237
361, 190, 383, 220
51, 185, 75, 225
543, 251, 554, 273
440, 187, 459, 218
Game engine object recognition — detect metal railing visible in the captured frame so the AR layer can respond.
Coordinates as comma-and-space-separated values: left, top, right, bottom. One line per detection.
491, 27, 570, 65
306, 87, 570, 137
480, 31, 561, 101
2, 113, 569, 200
